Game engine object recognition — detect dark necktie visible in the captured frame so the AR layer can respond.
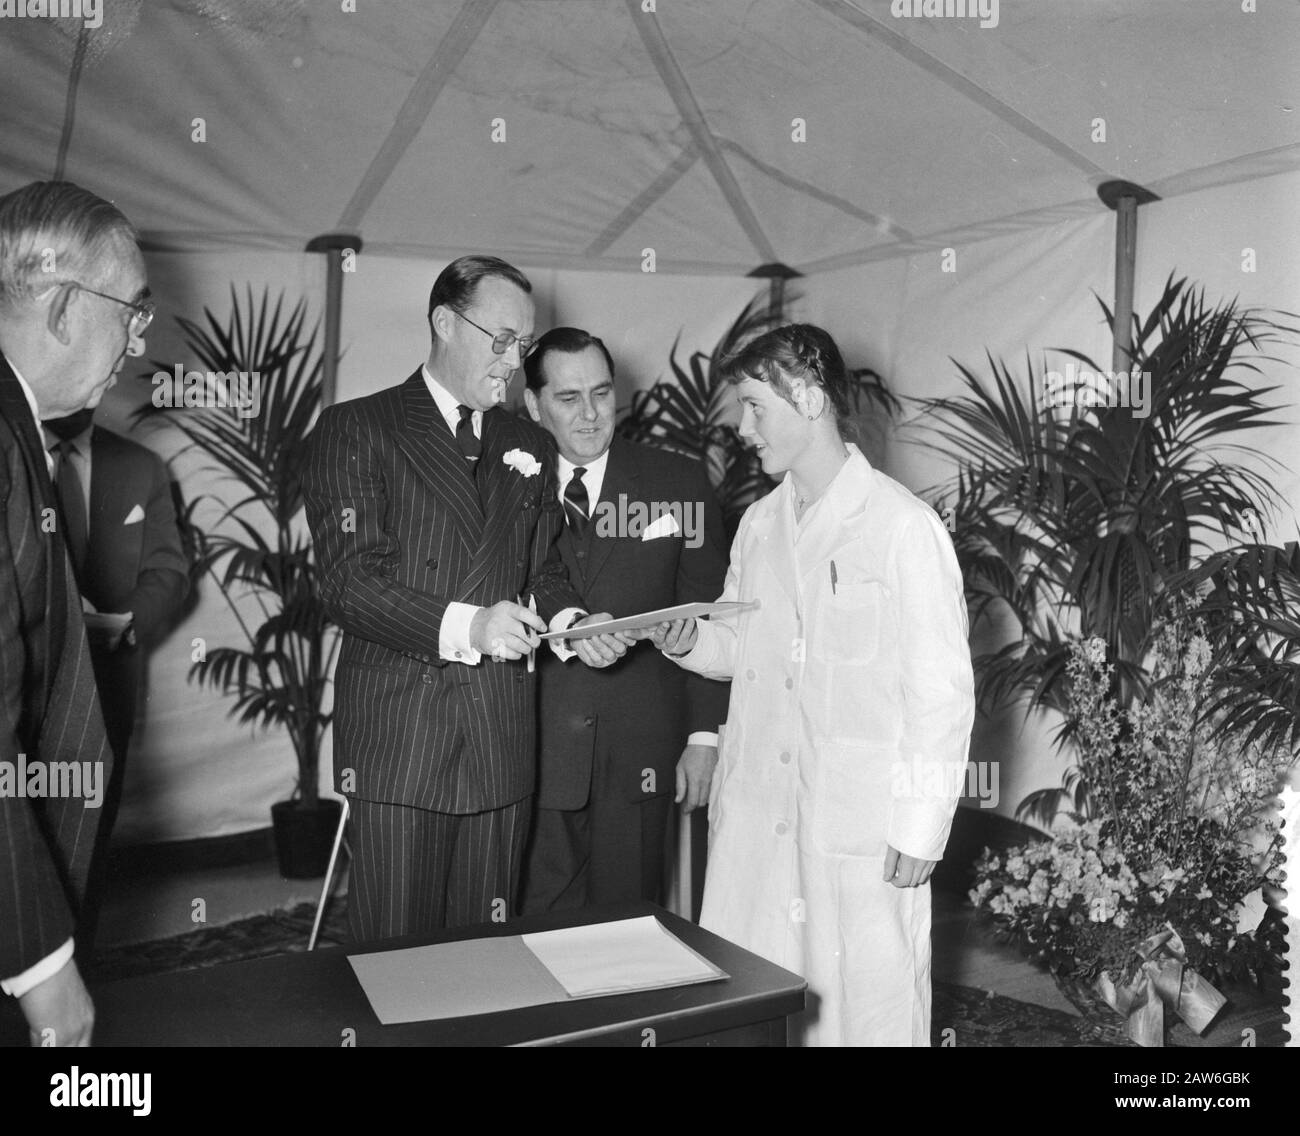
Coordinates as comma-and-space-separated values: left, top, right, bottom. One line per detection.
455, 404, 484, 504
564, 466, 590, 536
53, 439, 89, 578
455, 404, 481, 463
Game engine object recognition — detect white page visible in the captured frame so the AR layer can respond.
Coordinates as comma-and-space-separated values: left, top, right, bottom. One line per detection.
521, 915, 727, 998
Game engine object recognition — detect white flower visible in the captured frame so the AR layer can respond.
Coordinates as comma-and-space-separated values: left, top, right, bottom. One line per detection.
1085, 637, 1107, 666
1186, 635, 1212, 678
503, 449, 541, 477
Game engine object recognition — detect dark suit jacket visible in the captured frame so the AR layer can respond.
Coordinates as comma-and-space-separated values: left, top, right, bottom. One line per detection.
0, 354, 112, 979
65, 426, 189, 760
82, 426, 188, 648
303, 370, 583, 815
537, 438, 730, 809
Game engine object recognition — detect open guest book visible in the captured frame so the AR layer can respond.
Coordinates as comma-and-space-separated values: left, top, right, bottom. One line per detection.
539, 599, 759, 640
349, 915, 729, 1025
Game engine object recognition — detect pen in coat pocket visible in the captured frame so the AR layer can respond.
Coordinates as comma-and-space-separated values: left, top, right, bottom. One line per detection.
830, 560, 838, 595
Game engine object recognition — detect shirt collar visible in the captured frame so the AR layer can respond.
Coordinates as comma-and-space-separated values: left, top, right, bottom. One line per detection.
6, 361, 57, 477
6, 358, 42, 435
421, 363, 478, 433
557, 445, 610, 486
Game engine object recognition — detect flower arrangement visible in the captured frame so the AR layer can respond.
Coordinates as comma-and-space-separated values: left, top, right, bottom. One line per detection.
970, 609, 1290, 1042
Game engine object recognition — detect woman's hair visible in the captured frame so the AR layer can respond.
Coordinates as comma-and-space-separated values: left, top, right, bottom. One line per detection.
721, 323, 855, 440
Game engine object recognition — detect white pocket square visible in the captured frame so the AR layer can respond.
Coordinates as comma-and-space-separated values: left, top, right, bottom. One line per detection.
641, 514, 681, 541
124, 504, 146, 525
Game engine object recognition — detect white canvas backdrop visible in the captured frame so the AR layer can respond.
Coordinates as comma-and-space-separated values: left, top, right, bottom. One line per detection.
113, 168, 1299, 841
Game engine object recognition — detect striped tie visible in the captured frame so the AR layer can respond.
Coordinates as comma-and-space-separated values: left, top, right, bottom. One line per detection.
564, 466, 589, 536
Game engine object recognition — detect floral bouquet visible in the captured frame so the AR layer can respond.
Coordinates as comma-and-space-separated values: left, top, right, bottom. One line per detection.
970, 611, 1290, 1045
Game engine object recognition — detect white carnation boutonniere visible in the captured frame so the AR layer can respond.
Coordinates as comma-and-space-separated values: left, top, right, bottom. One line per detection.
503, 448, 542, 478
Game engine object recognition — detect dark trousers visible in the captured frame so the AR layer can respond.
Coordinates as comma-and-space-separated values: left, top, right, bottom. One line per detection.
76, 645, 138, 962
346, 796, 529, 943
520, 793, 670, 914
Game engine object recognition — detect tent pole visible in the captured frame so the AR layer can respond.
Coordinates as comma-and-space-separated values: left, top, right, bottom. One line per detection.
747, 262, 802, 320
1097, 180, 1159, 373
305, 233, 362, 408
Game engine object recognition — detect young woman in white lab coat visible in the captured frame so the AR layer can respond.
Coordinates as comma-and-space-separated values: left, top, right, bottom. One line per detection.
641, 325, 975, 1046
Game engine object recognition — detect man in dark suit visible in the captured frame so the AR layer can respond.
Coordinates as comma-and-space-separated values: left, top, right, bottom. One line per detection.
520, 328, 730, 912
0, 180, 151, 1045
41, 409, 189, 953
303, 256, 628, 943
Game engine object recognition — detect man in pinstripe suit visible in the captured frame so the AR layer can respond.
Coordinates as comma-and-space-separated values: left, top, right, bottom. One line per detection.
0, 181, 148, 1045
304, 256, 629, 942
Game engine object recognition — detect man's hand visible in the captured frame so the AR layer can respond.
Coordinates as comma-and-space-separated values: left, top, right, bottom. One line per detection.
637, 617, 698, 657
882, 845, 938, 888
570, 612, 635, 669
675, 743, 717, 812
19, 960, 94, 1047
470, 601, 546, 661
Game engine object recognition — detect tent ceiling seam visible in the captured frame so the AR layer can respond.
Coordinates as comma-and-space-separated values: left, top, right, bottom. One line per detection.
626, 0, 777, 263
53, 24, 91, 181
335, 0, 499, 232
715, 138, 916, 243
820, 0, 1109, 180
585, 143, 700, 257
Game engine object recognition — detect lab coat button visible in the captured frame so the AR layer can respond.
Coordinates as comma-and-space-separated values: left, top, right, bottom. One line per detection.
784, 677, 794, 690
779, 751, 791, 764
775, 821, 788, 836
746, 668, 756, 681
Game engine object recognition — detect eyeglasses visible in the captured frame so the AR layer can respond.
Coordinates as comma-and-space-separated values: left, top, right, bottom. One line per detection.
39, 281, 155, 338
73, 283, 155, 338
453, 309, 536, 358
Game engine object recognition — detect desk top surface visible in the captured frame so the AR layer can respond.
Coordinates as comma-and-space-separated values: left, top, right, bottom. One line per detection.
91, 901, 806, 1047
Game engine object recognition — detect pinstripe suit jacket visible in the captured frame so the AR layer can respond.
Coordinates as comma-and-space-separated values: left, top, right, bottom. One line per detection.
303, 370, 582, 815
0, 354, 113, 979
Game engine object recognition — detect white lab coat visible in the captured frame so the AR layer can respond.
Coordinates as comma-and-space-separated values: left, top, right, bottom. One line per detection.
675, 446, 974, 1046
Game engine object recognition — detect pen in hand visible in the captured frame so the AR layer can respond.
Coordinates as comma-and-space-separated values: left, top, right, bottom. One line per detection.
526, 594, 538, 672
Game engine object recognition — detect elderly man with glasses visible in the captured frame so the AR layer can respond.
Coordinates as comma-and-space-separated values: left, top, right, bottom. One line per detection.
0, 180, 149, 1046
303, 255, 631, 942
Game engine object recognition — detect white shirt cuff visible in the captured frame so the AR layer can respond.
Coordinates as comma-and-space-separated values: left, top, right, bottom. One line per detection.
439, 602, 482, 664
686, 731, 718, 747
2, 938, 75, 999
548, 607, 587, 661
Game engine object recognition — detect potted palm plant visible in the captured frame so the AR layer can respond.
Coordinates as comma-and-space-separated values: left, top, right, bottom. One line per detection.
135, 286, 341, 878
912, 274, 1298, 821
919, 274, 1297, 1041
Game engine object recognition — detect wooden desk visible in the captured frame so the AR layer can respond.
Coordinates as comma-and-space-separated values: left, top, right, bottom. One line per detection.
91, 901, 805, 1047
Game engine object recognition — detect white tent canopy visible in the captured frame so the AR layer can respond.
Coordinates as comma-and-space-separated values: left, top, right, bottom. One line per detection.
3, 0, 1297, 272
2, 1, 1297, 844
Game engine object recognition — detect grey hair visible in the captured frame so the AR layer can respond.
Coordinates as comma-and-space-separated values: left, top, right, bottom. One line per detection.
0, 181, 138, 312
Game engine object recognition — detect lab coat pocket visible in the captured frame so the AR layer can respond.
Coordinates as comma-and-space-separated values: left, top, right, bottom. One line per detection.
811, 740, 890, 858
812, 575, 886, 666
